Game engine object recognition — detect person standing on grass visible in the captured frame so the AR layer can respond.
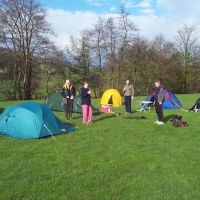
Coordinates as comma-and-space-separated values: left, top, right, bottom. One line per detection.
80, 82, 93, 125
61, 80, 76, 120
153, 81, 165, 125
123, 80, 134, 115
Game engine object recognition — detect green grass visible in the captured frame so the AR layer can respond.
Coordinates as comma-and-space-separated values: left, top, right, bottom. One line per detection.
0, 94, 200, 200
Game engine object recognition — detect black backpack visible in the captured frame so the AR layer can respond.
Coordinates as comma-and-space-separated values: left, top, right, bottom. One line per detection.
170, 115, 188, 128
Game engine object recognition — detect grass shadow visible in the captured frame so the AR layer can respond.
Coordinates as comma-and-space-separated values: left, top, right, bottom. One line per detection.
93, 114, 116, 122
72, 114, 82, 119
131, 110, 138, 114
124, 115, 147, 120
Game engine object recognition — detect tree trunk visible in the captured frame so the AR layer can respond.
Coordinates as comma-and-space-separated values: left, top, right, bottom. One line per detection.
24, 65, 32, 99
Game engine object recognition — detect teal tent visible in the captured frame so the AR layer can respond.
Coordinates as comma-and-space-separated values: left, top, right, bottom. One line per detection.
0, 102, 76, 139
45, 92, 99, 114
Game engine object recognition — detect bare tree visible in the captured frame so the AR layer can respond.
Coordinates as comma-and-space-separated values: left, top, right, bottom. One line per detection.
0, 0, 53, 99
90, 17, 105, 70
66, 32, 92, 81
175, 24, 199, 93
116, 6, 138, 89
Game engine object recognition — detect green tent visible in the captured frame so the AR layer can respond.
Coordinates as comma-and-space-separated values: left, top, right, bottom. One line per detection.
45, 92, 99, 114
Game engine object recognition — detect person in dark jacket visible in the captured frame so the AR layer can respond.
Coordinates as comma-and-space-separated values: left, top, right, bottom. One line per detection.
80, 82, 93, 124
123, 80, 134, 114
153, 81, 165, 125
60, 80, 76, 120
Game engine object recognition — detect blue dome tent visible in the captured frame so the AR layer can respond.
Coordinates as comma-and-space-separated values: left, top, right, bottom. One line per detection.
0, 102, 76, 139
141, 90, 182, 110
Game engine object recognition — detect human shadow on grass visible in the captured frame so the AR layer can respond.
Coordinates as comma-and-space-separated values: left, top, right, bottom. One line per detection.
72, 114, 82, 119
93, 114, 116, 123
131, 110, 138, 114
164, 114, 176, 123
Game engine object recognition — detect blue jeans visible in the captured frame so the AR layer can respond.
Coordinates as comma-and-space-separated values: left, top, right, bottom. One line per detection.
125, 96, 131, 113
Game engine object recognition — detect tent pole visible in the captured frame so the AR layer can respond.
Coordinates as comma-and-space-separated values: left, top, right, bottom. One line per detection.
172, 100, 188, 112
0, 121, 6, 128
0, 116, 8, 128
44, 123, 56, 141
48, 103, 53, 109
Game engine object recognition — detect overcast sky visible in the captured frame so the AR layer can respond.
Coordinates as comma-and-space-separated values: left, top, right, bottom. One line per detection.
40, 0, 200, 48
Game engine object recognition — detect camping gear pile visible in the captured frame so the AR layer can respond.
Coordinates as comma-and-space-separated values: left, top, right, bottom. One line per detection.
100, 89, 122, 113
45, 92, 99, 114
0, 102, 76, 139
170, 115, 188, 128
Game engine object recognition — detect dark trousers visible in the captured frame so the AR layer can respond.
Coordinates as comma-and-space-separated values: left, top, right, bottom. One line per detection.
63, 99, 74, 120
155, 103, 164, 122
125, 96, 132, 113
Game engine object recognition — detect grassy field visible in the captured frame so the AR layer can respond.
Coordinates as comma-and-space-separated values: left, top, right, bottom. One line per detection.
0, 94, 200, 200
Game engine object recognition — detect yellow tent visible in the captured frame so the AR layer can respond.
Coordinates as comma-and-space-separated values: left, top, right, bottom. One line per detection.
100, 89, 122, 107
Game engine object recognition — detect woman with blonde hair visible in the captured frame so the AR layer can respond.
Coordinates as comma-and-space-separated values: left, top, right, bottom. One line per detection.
60, 80, 76, 120
80, 82, 93, 124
